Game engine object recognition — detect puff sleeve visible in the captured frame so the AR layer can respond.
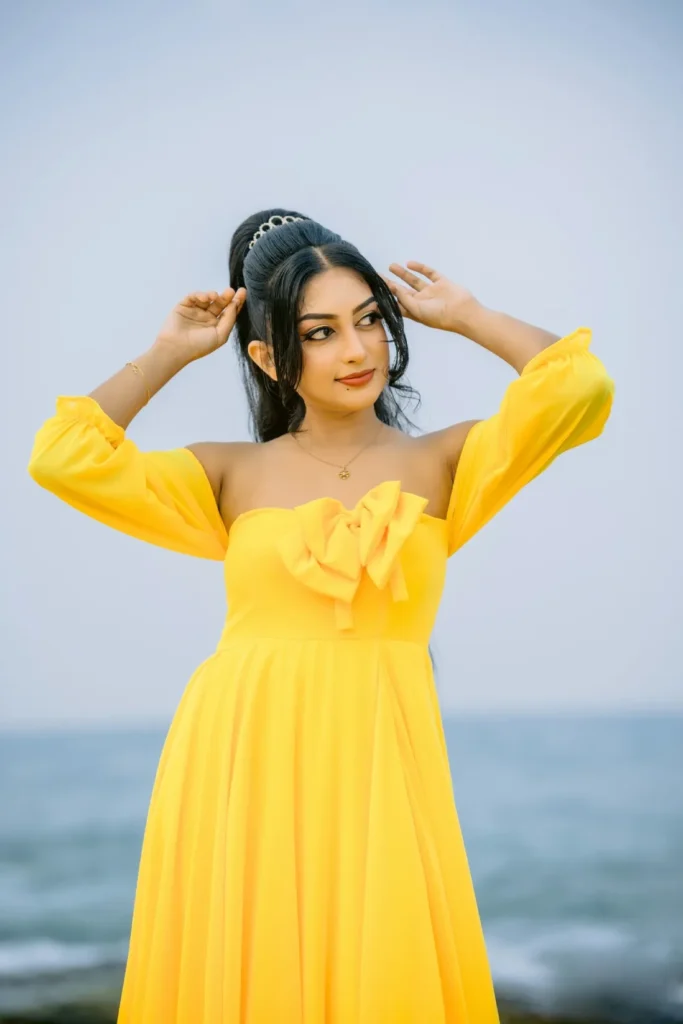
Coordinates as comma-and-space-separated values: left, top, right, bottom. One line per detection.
28, 395, 228, 560
447, 327, 614, 557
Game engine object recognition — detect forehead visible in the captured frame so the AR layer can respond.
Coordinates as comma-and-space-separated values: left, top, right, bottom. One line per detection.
299, 266, 372, 313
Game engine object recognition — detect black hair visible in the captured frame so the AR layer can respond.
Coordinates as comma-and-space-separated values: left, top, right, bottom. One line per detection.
228, 208, 420, 442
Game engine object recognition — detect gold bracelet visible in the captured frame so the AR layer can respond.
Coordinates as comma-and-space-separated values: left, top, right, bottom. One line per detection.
125, 361, 151, 405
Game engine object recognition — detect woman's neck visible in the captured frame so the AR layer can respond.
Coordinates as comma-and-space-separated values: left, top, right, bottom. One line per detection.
296, 407, 383, 449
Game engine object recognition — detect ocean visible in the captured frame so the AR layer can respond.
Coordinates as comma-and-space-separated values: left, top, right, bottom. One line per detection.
1, 713, 681, 1021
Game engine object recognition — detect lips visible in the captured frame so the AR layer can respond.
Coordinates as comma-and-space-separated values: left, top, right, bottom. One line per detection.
337, 369, 375, 384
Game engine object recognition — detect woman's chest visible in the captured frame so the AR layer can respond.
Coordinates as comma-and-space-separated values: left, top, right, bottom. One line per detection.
219, 438, 453, 531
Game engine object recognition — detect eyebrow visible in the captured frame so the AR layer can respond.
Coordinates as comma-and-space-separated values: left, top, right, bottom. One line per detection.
297, 296, 377, 323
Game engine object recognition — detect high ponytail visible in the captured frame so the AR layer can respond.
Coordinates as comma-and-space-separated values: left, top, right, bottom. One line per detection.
228, 208, 419, 442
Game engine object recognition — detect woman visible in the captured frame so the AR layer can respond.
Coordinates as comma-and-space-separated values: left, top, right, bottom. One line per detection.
28, 209, 614, 1022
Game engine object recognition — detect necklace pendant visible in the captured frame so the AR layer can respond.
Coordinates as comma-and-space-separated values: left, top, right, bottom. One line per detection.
338, 467, 351, 480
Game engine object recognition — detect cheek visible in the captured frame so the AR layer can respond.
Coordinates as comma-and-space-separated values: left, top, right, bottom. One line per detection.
297, 346, 334, 393
370, 334, 391, 371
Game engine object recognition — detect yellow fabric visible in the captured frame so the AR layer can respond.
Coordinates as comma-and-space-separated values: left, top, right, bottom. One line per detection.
28, 395, 228, 560
279, 481, 430, 630
448, 326, 613, 555
27, 329, 614, 1022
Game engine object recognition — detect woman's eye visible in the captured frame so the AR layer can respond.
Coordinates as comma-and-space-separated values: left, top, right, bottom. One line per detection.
304, 326, 333, 342
362, 311, 383, 326
304, 311, 382, 342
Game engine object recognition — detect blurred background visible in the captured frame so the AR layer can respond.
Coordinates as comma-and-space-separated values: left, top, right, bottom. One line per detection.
1, 0, 682, 1021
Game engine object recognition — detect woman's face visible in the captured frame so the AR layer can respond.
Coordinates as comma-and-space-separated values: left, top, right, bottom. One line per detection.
251, 266, 391, 415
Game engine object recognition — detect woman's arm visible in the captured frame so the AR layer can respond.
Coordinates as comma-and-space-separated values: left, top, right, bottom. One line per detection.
383, 261, 614, 554
383, 260, 559, 373
86, 341, 229, 505
27, 287, 246, 559
88, 340, 188, 430
448, 299, 560, 374
443, 327, 614, 555
87, 284, 246, 429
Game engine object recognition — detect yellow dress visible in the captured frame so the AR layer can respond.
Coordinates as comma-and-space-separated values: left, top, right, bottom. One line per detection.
28, 328, 613, 1023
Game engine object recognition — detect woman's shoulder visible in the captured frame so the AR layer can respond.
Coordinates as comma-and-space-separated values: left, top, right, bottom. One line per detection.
411, 420, 481, 477
185, 434, 288, 503
185, 440, 258, 502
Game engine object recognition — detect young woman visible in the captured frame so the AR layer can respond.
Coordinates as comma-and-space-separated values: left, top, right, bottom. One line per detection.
28, 209, 614, 1023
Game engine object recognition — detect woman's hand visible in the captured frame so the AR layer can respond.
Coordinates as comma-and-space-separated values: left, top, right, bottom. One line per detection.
382, 262, 478, 333
154, 287, 247, 364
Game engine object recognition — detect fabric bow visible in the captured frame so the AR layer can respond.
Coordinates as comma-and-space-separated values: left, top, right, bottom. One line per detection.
278, 480, 428, 629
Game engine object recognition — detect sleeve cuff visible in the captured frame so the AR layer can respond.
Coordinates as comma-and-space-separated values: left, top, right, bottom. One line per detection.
521, 326, 593, 377
55, 395, 126, 448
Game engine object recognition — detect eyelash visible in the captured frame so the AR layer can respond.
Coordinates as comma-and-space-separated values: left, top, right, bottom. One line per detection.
303, 310, 384, 342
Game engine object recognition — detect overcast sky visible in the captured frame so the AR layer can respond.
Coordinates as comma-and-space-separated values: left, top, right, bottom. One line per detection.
2, 0, 681, 729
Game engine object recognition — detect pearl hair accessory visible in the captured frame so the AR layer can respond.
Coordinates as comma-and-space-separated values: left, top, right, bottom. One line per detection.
248, 214, 305, 250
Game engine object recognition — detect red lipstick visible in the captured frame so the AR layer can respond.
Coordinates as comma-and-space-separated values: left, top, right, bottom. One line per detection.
337, 369, 375, 387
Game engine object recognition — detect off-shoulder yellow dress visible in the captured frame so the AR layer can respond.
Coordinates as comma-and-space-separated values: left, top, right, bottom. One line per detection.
28, 329, 614, 1023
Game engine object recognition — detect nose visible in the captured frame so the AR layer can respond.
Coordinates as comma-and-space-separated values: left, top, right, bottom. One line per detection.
338, 324, 367, 361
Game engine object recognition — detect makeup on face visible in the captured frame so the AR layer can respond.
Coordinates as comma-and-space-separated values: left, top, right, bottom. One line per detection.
336, 369, 375, 387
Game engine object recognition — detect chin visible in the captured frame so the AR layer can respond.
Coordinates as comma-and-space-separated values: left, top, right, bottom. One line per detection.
336, 381, 385, 409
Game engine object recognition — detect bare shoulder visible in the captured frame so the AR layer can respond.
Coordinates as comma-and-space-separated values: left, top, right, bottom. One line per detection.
419, 420, 481, 479
185, 440, 257, 502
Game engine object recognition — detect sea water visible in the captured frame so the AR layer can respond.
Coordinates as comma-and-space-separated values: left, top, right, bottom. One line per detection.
1, 714, 681, 1021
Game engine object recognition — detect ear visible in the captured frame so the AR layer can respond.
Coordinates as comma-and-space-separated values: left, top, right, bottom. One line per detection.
247, 339, 277, 381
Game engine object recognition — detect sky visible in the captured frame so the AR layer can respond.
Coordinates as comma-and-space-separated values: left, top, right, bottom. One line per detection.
2, 0, 681, 729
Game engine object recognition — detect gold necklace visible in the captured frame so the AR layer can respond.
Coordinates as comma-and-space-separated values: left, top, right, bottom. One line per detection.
290, 422, 384, 480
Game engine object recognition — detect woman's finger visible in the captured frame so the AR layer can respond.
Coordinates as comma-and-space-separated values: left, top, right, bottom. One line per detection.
214, 289, 246, 342
388, 263, 427, 291
406, 261, 442, 283
382, 275, 410, 301
214, 288, 237, 312
207, 292, 227, 317
393, 283, 421, 318
381, 275, 417, 319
